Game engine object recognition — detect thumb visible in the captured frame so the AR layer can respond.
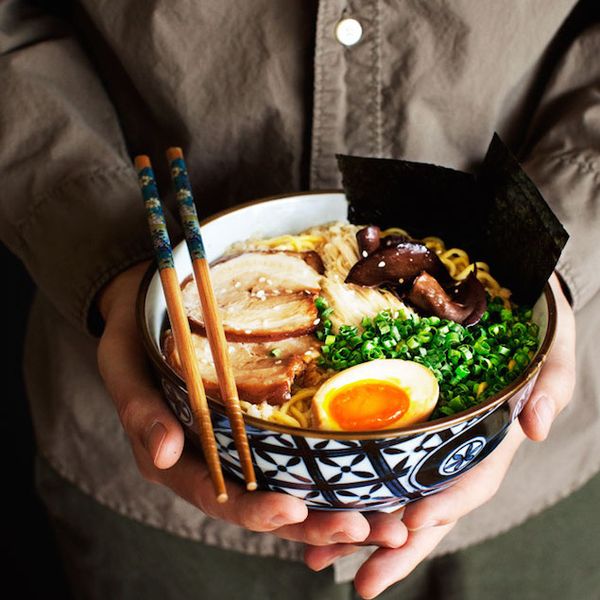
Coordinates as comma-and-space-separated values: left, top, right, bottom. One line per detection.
98, 295, 184, 472
519, 275, 576, 441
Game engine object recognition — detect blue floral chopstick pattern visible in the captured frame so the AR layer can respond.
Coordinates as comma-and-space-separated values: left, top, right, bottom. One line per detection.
169, 156, 206, 261
137, 164, 175, 271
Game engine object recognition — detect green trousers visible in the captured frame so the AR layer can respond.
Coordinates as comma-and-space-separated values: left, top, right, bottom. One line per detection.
37, 457, 600, 600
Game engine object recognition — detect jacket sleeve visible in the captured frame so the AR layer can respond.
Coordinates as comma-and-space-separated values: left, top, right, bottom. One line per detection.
0, 1, 169, 335
521, 20, 600, 312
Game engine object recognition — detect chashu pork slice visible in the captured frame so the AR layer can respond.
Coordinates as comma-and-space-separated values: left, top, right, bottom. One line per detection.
182, 252, 322, 342
163, 332, 320, 405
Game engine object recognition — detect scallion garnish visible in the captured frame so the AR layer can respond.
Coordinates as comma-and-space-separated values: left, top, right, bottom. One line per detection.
313, 295, 539, 418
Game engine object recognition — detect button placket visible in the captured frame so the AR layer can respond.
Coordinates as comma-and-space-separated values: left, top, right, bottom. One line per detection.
311, 1, 382, 189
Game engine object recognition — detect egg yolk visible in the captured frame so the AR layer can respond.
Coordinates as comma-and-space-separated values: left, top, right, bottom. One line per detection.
327, 380, 409, 431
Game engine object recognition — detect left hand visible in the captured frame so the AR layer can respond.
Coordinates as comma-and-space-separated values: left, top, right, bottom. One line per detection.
304, 274, 576, 599
97, 262, 409, 550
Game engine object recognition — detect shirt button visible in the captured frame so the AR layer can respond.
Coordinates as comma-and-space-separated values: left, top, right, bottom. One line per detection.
335, 17, 363, 47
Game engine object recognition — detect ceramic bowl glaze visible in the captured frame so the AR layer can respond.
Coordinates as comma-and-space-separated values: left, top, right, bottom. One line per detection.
137, 192, 556, 512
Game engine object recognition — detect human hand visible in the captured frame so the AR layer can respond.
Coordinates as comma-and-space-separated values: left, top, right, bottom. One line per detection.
96, 261, 409, 548
304, 273, 576, 598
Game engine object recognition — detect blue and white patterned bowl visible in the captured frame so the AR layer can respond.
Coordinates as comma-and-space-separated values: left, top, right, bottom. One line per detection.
137, 192, 556, 512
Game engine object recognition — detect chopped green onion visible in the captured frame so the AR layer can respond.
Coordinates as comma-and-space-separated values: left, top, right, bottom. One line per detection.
447, 332, 461, 346
417, 331, 433, 344
473, 339, 491, 355
514, 351, 530, 367
488, 323, 506, 337
314, 296, 328, 311
407, 336, 421, 350
448, 349, 462, 365
458, 345, 473, 363
315, 293, 540, 419
455, 365, 470, 380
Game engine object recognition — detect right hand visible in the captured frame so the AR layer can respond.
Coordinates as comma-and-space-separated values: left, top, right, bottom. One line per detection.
96, 261, 409, 548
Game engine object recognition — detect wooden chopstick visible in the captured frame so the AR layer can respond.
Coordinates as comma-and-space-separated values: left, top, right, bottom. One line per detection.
166, 147, 257, 492
134, 155, 228, 504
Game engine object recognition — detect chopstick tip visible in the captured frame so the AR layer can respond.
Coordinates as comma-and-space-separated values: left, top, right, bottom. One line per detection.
246, 481, 258, 492
166, 146, 184, 162
134, 155, 152, 170
217, 492, 229, 504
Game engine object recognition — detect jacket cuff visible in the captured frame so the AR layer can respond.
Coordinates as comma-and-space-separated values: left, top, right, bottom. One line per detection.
14, 165, 179, 337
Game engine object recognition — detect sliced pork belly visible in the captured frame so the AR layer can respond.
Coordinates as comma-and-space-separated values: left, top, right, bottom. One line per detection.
182, 252, 322, 342
283, 250, 325, 274
163, 332, 320, 405
220, 249, 325, 274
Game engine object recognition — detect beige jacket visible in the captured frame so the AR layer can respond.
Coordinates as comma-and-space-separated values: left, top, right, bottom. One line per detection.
1, 0, 599, 582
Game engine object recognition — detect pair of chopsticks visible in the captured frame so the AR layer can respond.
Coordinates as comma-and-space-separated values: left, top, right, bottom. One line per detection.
135, 148, 256, 502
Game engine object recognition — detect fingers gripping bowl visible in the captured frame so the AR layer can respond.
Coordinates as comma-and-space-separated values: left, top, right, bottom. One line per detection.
138, 192, 556, 512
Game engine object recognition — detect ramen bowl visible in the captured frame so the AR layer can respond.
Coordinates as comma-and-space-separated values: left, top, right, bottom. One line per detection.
137, 192, 556, 512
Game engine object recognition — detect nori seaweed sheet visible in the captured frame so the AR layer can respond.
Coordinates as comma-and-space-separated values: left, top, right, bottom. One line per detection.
342, 155, 486, 253
337, 133, 569, 305
479, 134, 569, 303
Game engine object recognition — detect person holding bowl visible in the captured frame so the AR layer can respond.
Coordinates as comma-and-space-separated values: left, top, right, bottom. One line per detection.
1, 1, 597, 598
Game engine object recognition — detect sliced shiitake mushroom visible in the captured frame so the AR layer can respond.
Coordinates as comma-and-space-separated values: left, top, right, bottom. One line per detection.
356, 225, 381, 257
345, 241, 448, 288
407, 271, 487, 326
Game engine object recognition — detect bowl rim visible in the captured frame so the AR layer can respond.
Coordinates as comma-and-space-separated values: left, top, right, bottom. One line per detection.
136, 190, 558, 440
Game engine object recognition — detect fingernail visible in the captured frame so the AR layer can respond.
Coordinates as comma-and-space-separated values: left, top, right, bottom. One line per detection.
331, 531, 360, 543
269, 513, 294, 527
532, 394, 554, 437
407, 520, 440, 532
146, 421, 167, 463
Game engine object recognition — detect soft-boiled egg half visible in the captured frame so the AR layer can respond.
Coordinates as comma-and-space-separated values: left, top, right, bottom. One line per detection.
311, 359, 439, 431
